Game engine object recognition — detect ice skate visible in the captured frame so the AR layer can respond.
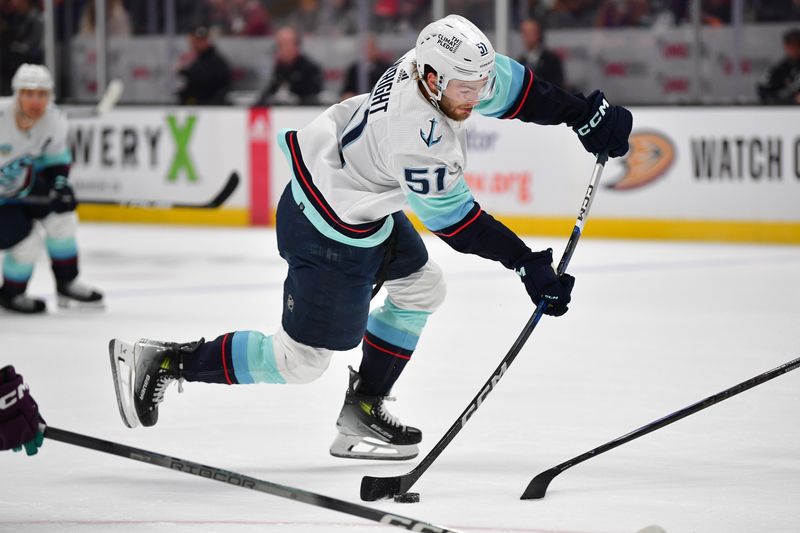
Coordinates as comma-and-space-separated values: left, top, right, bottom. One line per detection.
329, 366, 421, 461
0, 293, 46, 314
108, 338, 201, 428
57, 279, 104, 310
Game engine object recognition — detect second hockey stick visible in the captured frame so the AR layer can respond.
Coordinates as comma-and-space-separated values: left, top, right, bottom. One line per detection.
44, 426, 461, 533
361, 152, 609, 502
18, 171, 239, 209
66, 79, 125, 120
520, 355, 800, 499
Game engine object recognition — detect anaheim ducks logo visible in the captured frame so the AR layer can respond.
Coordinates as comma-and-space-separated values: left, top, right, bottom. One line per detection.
606, 131, 675, 191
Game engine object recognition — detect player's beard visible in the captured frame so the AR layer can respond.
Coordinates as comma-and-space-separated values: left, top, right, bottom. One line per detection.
438, 95, 475, 122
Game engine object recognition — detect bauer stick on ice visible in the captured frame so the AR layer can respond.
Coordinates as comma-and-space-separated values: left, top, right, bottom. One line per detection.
66, 78, 125, 119
44, 426, 461, 533
361, 152, 609, 502
520, 355, 800, 499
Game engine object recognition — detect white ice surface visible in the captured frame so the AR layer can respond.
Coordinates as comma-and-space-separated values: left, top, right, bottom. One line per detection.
2, 223, 799, 533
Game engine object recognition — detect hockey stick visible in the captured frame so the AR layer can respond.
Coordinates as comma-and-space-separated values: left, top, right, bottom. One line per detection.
361, 152, 609, 502
79, 171, 240, 208
44, 426, 461, 533
66, 79, 125, 120
520, 355, 800, 500
17, 171, 239, 209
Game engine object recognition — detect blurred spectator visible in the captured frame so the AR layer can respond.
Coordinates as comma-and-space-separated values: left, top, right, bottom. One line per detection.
758, 28, 800, 105
701, 0, 731, 25
78, 0, 133, 36
517, 19, 565, 87
318, 0, 359, 36
283, 0, 321, 35
446, 0, 494, 28
754, 0, 800, 21
204, 0, 232, 34
546, 0, 599, 28
176, 26, 232, 105
341, 34, 392, 100
256, 26, 323, 105
0, 0, 44, 95
514, 0, 553, 26
595, 0, 652, 26
373, 0, 429, 34
229, 0, 271, 36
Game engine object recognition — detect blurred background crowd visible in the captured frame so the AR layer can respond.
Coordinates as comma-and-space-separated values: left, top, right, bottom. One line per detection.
1, 0, 799, 105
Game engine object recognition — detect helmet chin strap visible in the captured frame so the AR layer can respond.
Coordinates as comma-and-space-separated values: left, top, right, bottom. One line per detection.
418, 77, 444, 111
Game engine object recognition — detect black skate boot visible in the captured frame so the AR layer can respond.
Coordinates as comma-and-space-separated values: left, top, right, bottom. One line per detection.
108, 338, 202, 428
329, 366, 422, 461
0, 292, 46, 314
57, 279, 104, 309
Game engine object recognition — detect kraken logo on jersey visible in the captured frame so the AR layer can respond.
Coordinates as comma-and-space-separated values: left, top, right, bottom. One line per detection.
287, 293, 295, 312
420, 118, 442, 147
0, 156, 34, 199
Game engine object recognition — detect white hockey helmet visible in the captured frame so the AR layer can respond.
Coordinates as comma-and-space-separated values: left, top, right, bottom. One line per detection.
415, 14, 496, 103
12, 63, 55, 94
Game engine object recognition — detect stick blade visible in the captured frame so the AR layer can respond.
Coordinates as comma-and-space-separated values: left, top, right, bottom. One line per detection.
97, 79, 124, 114
520, 467, 561, 500
360, 475, 404, 502
207, 172, 240, 207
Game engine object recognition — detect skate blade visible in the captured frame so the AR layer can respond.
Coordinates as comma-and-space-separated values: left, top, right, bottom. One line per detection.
57, 295, 106, 311
108, 339, 140, 429
329, 434, 419, 461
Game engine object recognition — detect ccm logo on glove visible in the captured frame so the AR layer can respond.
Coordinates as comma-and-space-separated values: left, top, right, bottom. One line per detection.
575, 97, 610, 137
0, 382, 29, 410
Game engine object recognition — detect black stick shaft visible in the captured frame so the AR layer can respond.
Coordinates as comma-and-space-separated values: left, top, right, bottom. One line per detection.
521, 355, 800, 499
44, 426, 460, 533
361, 153, 608, 502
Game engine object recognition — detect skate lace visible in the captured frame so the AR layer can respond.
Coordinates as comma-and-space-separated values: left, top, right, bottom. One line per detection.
376, 396, 405, 429
151, 375, 184, 405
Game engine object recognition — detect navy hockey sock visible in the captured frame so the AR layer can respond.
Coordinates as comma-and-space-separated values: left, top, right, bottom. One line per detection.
1, 279, 28, 299
357, 331, 414, 396
181, 333, 237, 384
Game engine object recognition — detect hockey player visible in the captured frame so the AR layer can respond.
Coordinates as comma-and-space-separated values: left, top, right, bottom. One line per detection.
0, 64, 104, 314
0, 365, 45, 456
109, 16, 631, 461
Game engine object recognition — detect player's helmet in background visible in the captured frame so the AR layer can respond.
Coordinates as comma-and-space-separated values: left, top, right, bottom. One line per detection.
415, 14, 496, 103
12, 64, 55, 95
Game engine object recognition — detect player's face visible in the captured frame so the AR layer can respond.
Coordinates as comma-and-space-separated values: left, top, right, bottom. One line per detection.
440, 79, 489, 121
18, 89, 50, 121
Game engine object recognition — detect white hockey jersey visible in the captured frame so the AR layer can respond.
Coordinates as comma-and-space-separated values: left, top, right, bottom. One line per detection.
277, 50, 526, 248
0, 99, 72, 200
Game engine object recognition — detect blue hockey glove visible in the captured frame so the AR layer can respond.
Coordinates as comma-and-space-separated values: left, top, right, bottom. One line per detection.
572, 90, 632, 158
515, 249, 575, 317
49, 175, 77, 213
0, 366, 45, 456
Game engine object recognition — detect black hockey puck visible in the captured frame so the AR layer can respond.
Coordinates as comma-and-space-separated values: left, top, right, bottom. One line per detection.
393, 492, 420, 503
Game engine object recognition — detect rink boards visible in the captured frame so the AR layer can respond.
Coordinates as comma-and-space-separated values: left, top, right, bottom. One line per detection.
66, 105, 800, 243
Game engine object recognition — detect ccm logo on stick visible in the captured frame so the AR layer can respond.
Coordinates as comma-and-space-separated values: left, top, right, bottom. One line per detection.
460, 362, 508, 426
0, 383, 29, 410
